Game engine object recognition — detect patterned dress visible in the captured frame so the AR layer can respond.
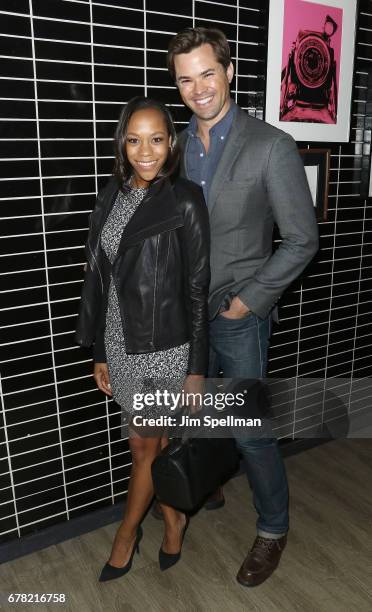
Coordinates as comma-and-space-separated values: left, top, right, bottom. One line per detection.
100, 186, 190, 419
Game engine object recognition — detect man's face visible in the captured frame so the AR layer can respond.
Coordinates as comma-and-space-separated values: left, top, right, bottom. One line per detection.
173, 43, 234, 124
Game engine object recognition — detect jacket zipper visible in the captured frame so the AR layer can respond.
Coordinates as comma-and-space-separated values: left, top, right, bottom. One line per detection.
88, 239, 104, 293
88, 186, 119, 294
151, 235, 159, 346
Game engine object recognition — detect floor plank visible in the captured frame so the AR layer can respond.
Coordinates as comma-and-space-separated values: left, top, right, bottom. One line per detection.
1, 439, 372, 612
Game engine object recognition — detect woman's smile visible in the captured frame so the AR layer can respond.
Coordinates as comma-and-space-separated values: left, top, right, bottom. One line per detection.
135, 159, 159, 168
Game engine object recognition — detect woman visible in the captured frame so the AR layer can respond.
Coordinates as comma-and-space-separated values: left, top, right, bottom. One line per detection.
75, 96, 210, 581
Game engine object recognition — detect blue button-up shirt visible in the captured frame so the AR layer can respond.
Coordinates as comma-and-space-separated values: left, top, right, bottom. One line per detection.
185, 99, 237, 205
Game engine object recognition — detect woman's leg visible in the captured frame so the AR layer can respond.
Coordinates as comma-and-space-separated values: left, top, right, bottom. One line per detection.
108, 431, 161, 567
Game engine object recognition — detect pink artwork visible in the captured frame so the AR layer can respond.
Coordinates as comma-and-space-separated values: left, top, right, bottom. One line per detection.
280, 0, 343, 124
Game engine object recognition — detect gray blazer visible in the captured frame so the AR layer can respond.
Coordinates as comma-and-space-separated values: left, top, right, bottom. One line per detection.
178, 105, 319, 322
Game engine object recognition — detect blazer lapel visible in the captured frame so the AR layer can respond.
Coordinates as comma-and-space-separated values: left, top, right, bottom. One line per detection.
178, 108, 250, 214
207, 107, 250, 214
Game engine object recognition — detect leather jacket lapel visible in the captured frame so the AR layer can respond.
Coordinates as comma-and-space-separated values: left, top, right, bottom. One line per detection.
114, 178, 180, 255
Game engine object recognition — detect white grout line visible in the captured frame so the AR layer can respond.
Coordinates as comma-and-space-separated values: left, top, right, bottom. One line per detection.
143, 0, 147, 96
291, 281, 303, 439
90, 0, 115, 507
28, 0, 70, 522
0, 374, 21, 536
6, 331, 372, 383
348, 191, 367, 412
320, 144, 341, 427
235, 0, 239, 105
196, 0, 259, 10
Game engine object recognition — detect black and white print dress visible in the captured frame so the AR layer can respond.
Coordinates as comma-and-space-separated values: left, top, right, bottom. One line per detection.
100, 186, 189, 418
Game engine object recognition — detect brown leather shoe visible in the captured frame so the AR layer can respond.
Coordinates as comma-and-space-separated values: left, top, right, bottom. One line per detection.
236, 534, 287, 587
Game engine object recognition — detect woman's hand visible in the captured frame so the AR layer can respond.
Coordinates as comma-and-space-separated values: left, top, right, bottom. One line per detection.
182, 374, 205, 414
94, 362, 112, 396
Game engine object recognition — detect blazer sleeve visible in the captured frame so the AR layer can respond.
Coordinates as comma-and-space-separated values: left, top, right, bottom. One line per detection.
180, 187, 211, 375
237, 134, 319, 319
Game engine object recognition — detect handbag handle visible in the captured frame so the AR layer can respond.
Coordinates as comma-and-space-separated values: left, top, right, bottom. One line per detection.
172, 405, 198, 442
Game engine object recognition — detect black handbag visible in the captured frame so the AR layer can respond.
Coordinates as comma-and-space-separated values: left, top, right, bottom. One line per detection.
151, 409, 240, 512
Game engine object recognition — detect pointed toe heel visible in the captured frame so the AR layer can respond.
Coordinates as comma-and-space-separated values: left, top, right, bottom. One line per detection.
98, 525, 143, 582
158, 517, 189, 571
159, 548, 181, 571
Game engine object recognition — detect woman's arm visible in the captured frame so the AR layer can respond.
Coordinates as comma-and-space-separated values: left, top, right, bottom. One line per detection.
93, 323, 107, 363
76, 178, 115, 356
180, 185, 211, 376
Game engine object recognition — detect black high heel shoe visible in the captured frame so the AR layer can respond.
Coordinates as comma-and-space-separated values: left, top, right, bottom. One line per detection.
159, 516, 189, 571
98, 525, 143, 582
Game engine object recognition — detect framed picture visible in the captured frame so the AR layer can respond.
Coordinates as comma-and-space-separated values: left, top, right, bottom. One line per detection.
299, 148, 331, 221
265, 0, 358, 142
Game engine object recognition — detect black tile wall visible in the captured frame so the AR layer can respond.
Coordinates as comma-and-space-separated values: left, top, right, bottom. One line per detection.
0, 0, 371, 545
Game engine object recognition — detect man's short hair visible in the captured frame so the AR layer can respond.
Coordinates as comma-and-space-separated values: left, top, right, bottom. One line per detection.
167, 27, 231, 81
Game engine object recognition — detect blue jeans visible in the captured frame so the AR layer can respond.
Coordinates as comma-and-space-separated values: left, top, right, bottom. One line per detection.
208, 311, 289, 538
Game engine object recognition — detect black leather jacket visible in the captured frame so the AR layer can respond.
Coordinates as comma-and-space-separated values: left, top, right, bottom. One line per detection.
74, 175, 211, 375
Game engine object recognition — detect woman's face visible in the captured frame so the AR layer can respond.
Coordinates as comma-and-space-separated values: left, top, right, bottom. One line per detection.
125, 108, 172, 188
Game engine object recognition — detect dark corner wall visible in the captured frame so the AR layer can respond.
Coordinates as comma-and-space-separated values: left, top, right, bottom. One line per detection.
0, 0, 371, 547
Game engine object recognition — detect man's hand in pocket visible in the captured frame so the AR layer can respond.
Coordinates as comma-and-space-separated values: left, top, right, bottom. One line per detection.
220, 296, 251, 320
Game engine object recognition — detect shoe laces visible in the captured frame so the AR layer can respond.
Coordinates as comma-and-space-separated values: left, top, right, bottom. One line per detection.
251, 536, 278, 556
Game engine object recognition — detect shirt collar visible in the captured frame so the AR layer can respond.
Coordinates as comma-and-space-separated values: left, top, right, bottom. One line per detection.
187, 98, 237, 139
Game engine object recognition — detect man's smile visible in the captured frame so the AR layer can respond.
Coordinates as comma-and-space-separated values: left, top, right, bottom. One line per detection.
193, 95, 214, 107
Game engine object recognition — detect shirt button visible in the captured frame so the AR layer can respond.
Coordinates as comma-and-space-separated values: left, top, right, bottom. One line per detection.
201, 180, 206, 185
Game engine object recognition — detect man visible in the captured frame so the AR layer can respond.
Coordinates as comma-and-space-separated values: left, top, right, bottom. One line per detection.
163, 27, 319, 587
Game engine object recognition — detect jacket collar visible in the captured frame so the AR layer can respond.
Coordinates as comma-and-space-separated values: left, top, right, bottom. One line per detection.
113, 178, 181, 255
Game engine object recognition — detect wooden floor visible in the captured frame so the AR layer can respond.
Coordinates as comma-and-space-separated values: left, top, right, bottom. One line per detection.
2, 439, 372, 612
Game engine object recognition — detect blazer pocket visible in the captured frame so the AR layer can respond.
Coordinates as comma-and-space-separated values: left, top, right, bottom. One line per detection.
221, 178, 257, 190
